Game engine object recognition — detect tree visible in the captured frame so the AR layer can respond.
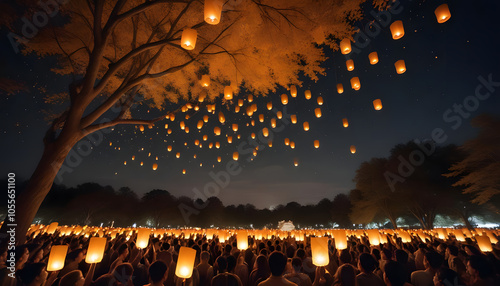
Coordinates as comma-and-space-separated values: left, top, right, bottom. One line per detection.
446, 114, 500, 207
3, 0, 391, 243
351, 158, 403, 229
141, 189, 176, 227
330, 194, 352, 228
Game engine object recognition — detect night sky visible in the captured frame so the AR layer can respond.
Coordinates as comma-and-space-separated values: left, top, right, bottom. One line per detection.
1, 0, 500, 209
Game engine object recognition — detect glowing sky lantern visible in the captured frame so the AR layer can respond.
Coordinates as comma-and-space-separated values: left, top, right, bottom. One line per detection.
124, 161, 127, 165
290, 115, 297, 124
314, 140, 320, 148
209, 142, 213, 149
340, 38, 351, 54
167, 129, 172, 134
350, 145, 357, 154
475, 235, 493, 252
152, 163, 158, 171
262, 128, 269, 137
214, 126, 221, 136
294, 158, 299, 167
290, 141, 295, 149
180, 121, 185, 130
176, 246, 197, 279
290, 85, 297, 97
227, 136, 233, 143
373, 99, 383, 110
200, 75, 210, 87
215, 142, 220, 149
337, 84, 344, 94
46, 222, 58, 234
267, 102, 273, 110
369, 52, 379, 64
259, 114, 264, 122
167, 146, 172, 152
204, 0, 222, 25
203, 135, 208, 141
346, 59, 354, 71
277, 111, 282, 119
284, 138, 290, 146
281, 93, 288, 105
390, 20, 404, 39
231, 124, 238, 132
251, 133, 256, 139
217, 156, 221, 162
234, 106, 240, 113
47, 245, 68, 271
86, 237, 106, 264
248, 94, 254, 102
268, 140, 273, 147
246, 106, 254, 116
311, 237, 329, 266
303, 122, 310, 131
218, 112, 225, 124
236, 232, 249, 250
350, 77, 361, 90
271, 118, 277, 128
169, 113, 175, 121
333, 230, 348, 250
304, 90, 312, 100
435, 4, 451, 23
314, 108, 322, 118
197, 120, 203, 129
224, 86, 233, 100
233, 152, 239, 161
395, 60, 406, 74
317, 97, 323, 106
176, 152, 180, 158
181, 28, 197, 50
182, 169, 186, 174
139, 125, 144, 132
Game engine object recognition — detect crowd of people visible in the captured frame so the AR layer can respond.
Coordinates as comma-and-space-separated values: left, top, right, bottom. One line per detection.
1, 229, 499, 286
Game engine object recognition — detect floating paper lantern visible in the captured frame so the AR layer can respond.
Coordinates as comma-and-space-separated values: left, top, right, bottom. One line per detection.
367, 230, 380, 245
47, 245, 68, 271
390, 20, 404, 39
182, 169, 186, 174
215, 142, 220, 149
237, 232, 248, 250
224, 86, 233, 100
333, 230, 347, 250
303, 122, 310, 131
346, 59, 354, 71
218, 112, 225, 124
248, 94, 254, 103
305, 90, 312, 100
124, 161, 127, 165
373, 99, 383, 110
197, 120, 203, 130
369, 52, 379, 64
395, 60, 406, 74
176, 247, 197, 279
290, 141, 295, 149
167, 129, 172, 134
152, 163, 158, 171
181, 29, 197, 50
203, 135, 208, 141
259, 114, 264, 122
86, 237, 106, 264
284, 138, 290, 146
214, 127, 221, 136
136, 228, 150, 249
201, 75, 210, 87
227, 136, 233, 143
176, 153, 180, 158
476, 235, 492, 252
251, 133, 256, 139
238, 99, 244, 107
314, 108, 322, 118
454, 230, 465, 242
271, 118, 277, 128
435, 4, 451, 23
340, 38, 351, 54
167, 146, 172, 152
204, 0, 223, 25
290, 85, 297, 97
311, 237, 329, 266
180, 121, 185, 130
277, 111, 282, 119
231, 124, 238, 132
314, 140, 320, 148
139, 125, 144, 132
217, 156, 221, 162
317, 97, 323, 106
350, 145, 356, 154
281, 94, 288, 105
294, 158, 299, 167
337, 84, 344, 94
233, 152, 239, 161
350, 77, 360, 90
46, 222, 58, 234
290, 115, 297, 124
268, 141, 273, 147
262, 128, 269, 137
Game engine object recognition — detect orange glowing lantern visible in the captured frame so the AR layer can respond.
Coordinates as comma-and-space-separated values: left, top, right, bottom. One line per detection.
201, 75, 210, 87
281, 94, 288, 105
294, 158, 299, 167
290, 85, 297, 97
262, 128, 269, 137
203, 115, 209, 123
303, 122, 310, 131
346, 59, 354, 71
267, 102, 273, 110
390, 20, 404, 40
182, 169, 186, 174
291, 115, 297, 124
317, 97, 324, 106
214, 127, 221, 136
305, 90, 312, 100
271, 118, 277, 128
340, 38, 351, 54
46, 222, 58, 234
314, 108, 322, 118
395, 60, 406, 74
139, 125, 144, 132
167, 146, 172, 152
227, 136, 233, 143
337, 84, 344, 94
314, 140, 320, 148
333, 230, 347, 250
136, 228, 150, 249
369, 52, 379, 64
284, 138, 290, 146
236, 232, 249, 250
350, 77, 360, 90
86, 237, 106, 264
373, 99, 383, 110
435, 4, 451, 23
152, 163, 158, 171
342, 118, 349, 128
277, 111, 283, 119
248, 94, 254, 103
224, 86, 233, 100
233, 152, 239, 161
350, 145, 356, 154
217, 156, 221, 162
311, 237, 329, 266
475, 235, 493, 252
176, 153, 180, 158
204, 0, 222, 25
290, 141, 295, 149
181, 29, 197, 50
259, 114, 264, 122
176, 247, 197, 279
47, 245, 68, 271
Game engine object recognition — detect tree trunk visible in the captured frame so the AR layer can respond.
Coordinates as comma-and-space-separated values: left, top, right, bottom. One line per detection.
459, 211, 474, 230
0, 132, 79, 245
388, 216, 398, 229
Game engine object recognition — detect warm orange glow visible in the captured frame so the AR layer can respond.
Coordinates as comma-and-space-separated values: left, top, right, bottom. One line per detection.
284, 138, 290, 146
224, 86, 233, 100
346, 59, 354, 71
176, 153, 180, 158
167, 146, 172, 152
311, 237, 329, 266
350, 145, 356, 154
317, 97, 323, 106
390, 20, 405, 39
271, 118, 277, 128
176, 247, 197, 279
262, 128, 269, 137
227, 136, 232, 143
152, 163, 158, 171
217, 156, 221, 162
259, 114, 264, 122
435, 4, 451, 23
139, 125, 144, 132
267, 102, 272, 110
314, 140, 320, 148
47, 245, 68, 271
182, 169, 186, 174
373, 99, 383, 110
303, 122, 310, 131
337, 84, 344, 94
333, 230, 347, 250
214, 126, 221, 136
204, 0, 222, 25
277, 111, 282, 119
314, 108, 322, 118
294, 158, 299, 167
350, 77, 360, 90
201, 75, 210, 87
46, 222, 58, 234
395, 60, 406, 74
236, 232, 249, 250
181, 28, 197, 50
86, 237, 106, 264
369, 52, 379, 64
136, 228, 150, 249
291, 115, 297, 124
281, 93, 288, 105
290, 141, 295, 149
233, 152, 239, 161
476, 235, 493, 252
340, 38, 351, 54
304, 90, 312, 100
342, 118, 349, 128
290, 85, 297, 97
248, 94, 254, 103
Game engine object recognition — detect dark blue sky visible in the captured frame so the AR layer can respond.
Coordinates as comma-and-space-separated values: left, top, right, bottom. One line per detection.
1, 0, 500, 209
